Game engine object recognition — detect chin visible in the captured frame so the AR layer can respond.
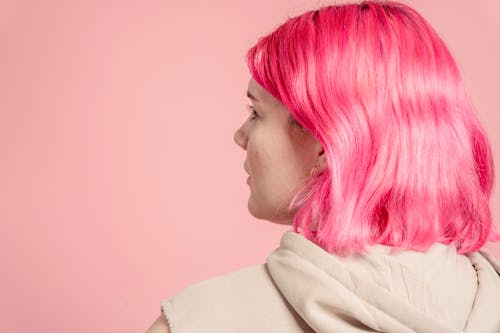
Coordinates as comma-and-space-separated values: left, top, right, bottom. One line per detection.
269, 216, 294, 225
247, 200, 294, 225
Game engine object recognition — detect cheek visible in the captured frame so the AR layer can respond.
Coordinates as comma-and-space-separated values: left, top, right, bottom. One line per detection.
247, 144, 268, 179
246, 122, 297, 180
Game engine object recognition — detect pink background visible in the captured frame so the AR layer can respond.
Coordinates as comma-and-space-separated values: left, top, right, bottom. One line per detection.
1, 0, 499, 332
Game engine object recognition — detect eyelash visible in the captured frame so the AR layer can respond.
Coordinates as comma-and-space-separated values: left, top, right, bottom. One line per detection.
246, 104, 259, 120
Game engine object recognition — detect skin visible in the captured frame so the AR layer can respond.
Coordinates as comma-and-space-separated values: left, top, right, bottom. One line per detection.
145, 78, 327, 333
146, 313, 170, 333
233, 78, 326, 224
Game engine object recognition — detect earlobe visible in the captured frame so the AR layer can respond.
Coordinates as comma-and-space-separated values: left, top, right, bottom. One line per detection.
310, 143, 328, 177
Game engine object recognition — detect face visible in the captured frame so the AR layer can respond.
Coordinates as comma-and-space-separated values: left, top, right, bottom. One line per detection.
234, 78, 325, 224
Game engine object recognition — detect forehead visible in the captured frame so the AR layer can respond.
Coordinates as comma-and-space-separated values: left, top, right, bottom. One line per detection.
247, 78, 262, 98
247, 78, 277, 106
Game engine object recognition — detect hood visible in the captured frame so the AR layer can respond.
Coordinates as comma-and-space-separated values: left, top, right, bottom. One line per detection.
267, 231, 500, 333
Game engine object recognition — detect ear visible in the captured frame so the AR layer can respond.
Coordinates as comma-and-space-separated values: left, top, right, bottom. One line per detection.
314, 141, 328, 173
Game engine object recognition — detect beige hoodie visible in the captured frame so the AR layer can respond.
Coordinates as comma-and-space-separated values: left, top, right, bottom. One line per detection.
160, 231, 500, 332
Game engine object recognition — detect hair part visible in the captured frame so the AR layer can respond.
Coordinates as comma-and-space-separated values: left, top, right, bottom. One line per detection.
246, 0, 500, 256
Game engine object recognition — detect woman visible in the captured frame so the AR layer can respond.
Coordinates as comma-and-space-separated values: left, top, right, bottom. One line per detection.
147, 1, 500, 332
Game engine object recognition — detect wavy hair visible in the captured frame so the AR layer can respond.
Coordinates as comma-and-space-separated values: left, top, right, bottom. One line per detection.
246, 0, 500, 256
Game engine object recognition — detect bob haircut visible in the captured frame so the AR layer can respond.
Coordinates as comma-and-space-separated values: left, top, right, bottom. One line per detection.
246, 0, 500, 256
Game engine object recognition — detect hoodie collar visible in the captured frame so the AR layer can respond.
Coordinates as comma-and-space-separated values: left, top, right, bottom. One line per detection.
267, 231, 500, 333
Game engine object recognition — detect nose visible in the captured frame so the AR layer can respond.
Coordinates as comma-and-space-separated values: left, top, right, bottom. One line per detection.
233, 126, 247, 150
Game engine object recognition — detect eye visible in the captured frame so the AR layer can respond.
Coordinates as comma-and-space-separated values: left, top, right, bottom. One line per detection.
246, 104, 259, 120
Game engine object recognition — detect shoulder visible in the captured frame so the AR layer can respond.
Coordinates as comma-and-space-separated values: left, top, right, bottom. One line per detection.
158, 263, 302, 332
164, 263, 273, 306
145, 312, 170, 333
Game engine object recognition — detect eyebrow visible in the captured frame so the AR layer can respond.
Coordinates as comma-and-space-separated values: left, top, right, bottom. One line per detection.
247, 90, 259, 102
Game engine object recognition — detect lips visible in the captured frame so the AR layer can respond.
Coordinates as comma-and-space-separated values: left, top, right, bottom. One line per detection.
244, 163, 250, 184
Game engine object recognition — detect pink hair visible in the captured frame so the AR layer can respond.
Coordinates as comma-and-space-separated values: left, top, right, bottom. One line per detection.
246, 0, 500, 256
